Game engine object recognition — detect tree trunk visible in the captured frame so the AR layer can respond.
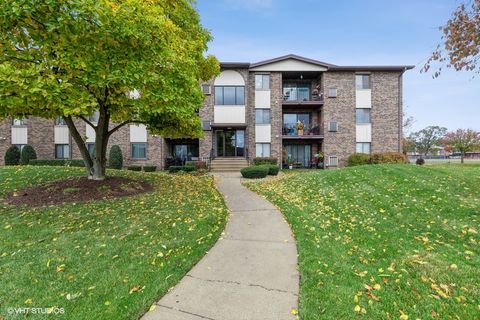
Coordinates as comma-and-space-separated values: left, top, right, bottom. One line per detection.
461, 151, 465, 164
91, 104, 111, 180
64, 116, 94, 177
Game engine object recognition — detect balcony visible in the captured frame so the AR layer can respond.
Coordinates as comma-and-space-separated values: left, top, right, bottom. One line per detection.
282, 124, 324, 140
282, 86, 324, 106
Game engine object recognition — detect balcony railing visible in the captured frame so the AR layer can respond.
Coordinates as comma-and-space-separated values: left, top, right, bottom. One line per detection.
282, 124, 323, 137
282, 87, 324, 103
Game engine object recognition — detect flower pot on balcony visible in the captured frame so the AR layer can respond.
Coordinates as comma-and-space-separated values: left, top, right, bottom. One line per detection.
297, 129, 304, 136
289, 165, 293, 170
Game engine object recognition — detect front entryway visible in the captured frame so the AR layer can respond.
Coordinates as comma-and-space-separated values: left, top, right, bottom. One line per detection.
215, 129, 245, 157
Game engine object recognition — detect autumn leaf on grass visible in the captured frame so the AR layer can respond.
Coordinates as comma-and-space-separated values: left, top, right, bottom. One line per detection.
129, 285, 145, 294
56, 264, 66, 272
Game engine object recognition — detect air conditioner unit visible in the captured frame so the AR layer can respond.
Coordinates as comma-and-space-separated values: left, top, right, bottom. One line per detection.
202, 120, 212, 131
329, 121, 338, 132
327, 88, 337, 98
201, 84, 211, 95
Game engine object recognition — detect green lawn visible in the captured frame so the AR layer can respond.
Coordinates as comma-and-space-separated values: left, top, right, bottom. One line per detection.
246, 165, 480, 320
0, 166, 228, 319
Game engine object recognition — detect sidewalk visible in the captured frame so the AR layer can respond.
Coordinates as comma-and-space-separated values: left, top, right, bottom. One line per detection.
141, 173, 299, 320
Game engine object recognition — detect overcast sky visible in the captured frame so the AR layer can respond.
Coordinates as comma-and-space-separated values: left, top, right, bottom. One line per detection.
196, 0, 479, 133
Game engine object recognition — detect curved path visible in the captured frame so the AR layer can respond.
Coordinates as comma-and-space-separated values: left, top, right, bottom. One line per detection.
142, 172, 299, 320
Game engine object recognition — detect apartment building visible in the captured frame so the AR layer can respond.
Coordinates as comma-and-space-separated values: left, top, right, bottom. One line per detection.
0, 55, 413, 169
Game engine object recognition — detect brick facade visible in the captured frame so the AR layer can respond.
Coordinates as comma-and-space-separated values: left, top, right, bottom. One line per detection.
0, 56, 409, 169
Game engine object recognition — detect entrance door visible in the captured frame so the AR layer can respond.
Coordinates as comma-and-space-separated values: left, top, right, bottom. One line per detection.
216, 130, 245, 157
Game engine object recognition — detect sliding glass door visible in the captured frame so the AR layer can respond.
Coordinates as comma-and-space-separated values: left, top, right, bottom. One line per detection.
285, 144, 311, 167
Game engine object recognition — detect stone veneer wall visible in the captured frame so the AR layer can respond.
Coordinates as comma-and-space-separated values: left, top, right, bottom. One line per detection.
371, 72, 402, 153
270, 72, 283, 164
322, 72, 356, 167
0, 119, 12, 164
0, 117, 165, 168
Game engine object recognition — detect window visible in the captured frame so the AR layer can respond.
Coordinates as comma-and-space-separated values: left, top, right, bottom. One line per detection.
201, 84, 211, 94
55, 117, 66, 126
327, 88, 337, 98
256, 143, 271, 157
131, 143, 147, 159
356, 142, 371, 154
356, 109, 371, 124
255, 109, 270, 124
356, 74, 371, 90
328, 121, 338, 132
255, 74, 270, 90
328, 155, 338, 167
55, 144, 70, 159
14, 144, 26, 152
12, 118, 27, 126
173, 144, 199, 161
88, 111, 100, 123
86, 143, 95, 157
214, 86, 245, 105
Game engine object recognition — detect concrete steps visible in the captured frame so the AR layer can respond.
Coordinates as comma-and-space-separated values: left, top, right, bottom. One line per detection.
210, 158, 249, 172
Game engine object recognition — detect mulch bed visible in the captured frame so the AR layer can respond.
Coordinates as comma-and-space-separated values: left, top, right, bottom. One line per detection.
5, 176, 154, 207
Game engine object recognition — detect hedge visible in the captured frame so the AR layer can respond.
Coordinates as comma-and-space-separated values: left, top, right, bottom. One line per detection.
143, 165, 157, 172
29, 159, 85, 167
240, 166, 269, 179
108, 145, 123, 169
416, 158, 425, 165
20, 145, 37, 165
253, 157, 277, 165
4, 145, 20, 165
371, 152, 407, 164
127, 165, 142, 171
259, 164, 280, 176
168, 165, 196, 173
347, 152, 407, 167
347, 153, 371, 167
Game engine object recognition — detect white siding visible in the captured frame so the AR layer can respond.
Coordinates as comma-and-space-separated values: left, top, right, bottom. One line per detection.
86, 124, 96, 143
255, 125, 271, 143
214, 70, 245, 86
250, 58, 328, 72
255, 90, 271, 108
214, 106, 245, 124
356, 124, 372, 142
129, 124, 148, 142
356, 89, 372, 108
11, 127, 27, 144
54, 126, 70, 144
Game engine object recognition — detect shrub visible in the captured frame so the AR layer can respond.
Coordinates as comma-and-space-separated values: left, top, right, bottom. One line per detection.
240, 166, 269, 179
259, 164, 280, 176
196, 161, 208, 170
29, 159, 85, 167
108, 145, 123, 169
416, 158, 425, 165
253, 157, 277, 165
347, 153, 371, 166
168, 165, 196, 173
4, 145, 21, 165
127, 165, 142, 171
143, 165, 157, 172
371, 152, 407, 164
20, 145, 37, 165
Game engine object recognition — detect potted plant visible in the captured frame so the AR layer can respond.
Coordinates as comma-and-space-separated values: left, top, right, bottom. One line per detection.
296, 121, 305, 136
287, 156, 294, 170
314, 152, 325, 169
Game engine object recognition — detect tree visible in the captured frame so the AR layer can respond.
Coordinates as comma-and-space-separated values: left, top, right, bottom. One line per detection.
0, 0, 219, 180
4, 145, 20, 165
20, 144, 37, 164
408, 126, 448, 157
442, 129, 480, 163
108, 145, 123, 169
423, 0, 480, 76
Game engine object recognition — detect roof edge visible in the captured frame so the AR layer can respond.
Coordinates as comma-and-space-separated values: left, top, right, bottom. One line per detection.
328, 65, 415, 72
250, 54, 336, 69
220, 62, 250, 68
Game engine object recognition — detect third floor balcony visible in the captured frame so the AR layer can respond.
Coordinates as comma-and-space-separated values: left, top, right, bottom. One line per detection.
282, 83, 324, 106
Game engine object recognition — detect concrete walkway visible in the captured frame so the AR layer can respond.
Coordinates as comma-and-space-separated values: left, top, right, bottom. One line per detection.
141, 173, 299, 320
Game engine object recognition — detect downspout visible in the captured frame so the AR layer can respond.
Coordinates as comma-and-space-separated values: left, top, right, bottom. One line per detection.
398, 67, 407, 153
